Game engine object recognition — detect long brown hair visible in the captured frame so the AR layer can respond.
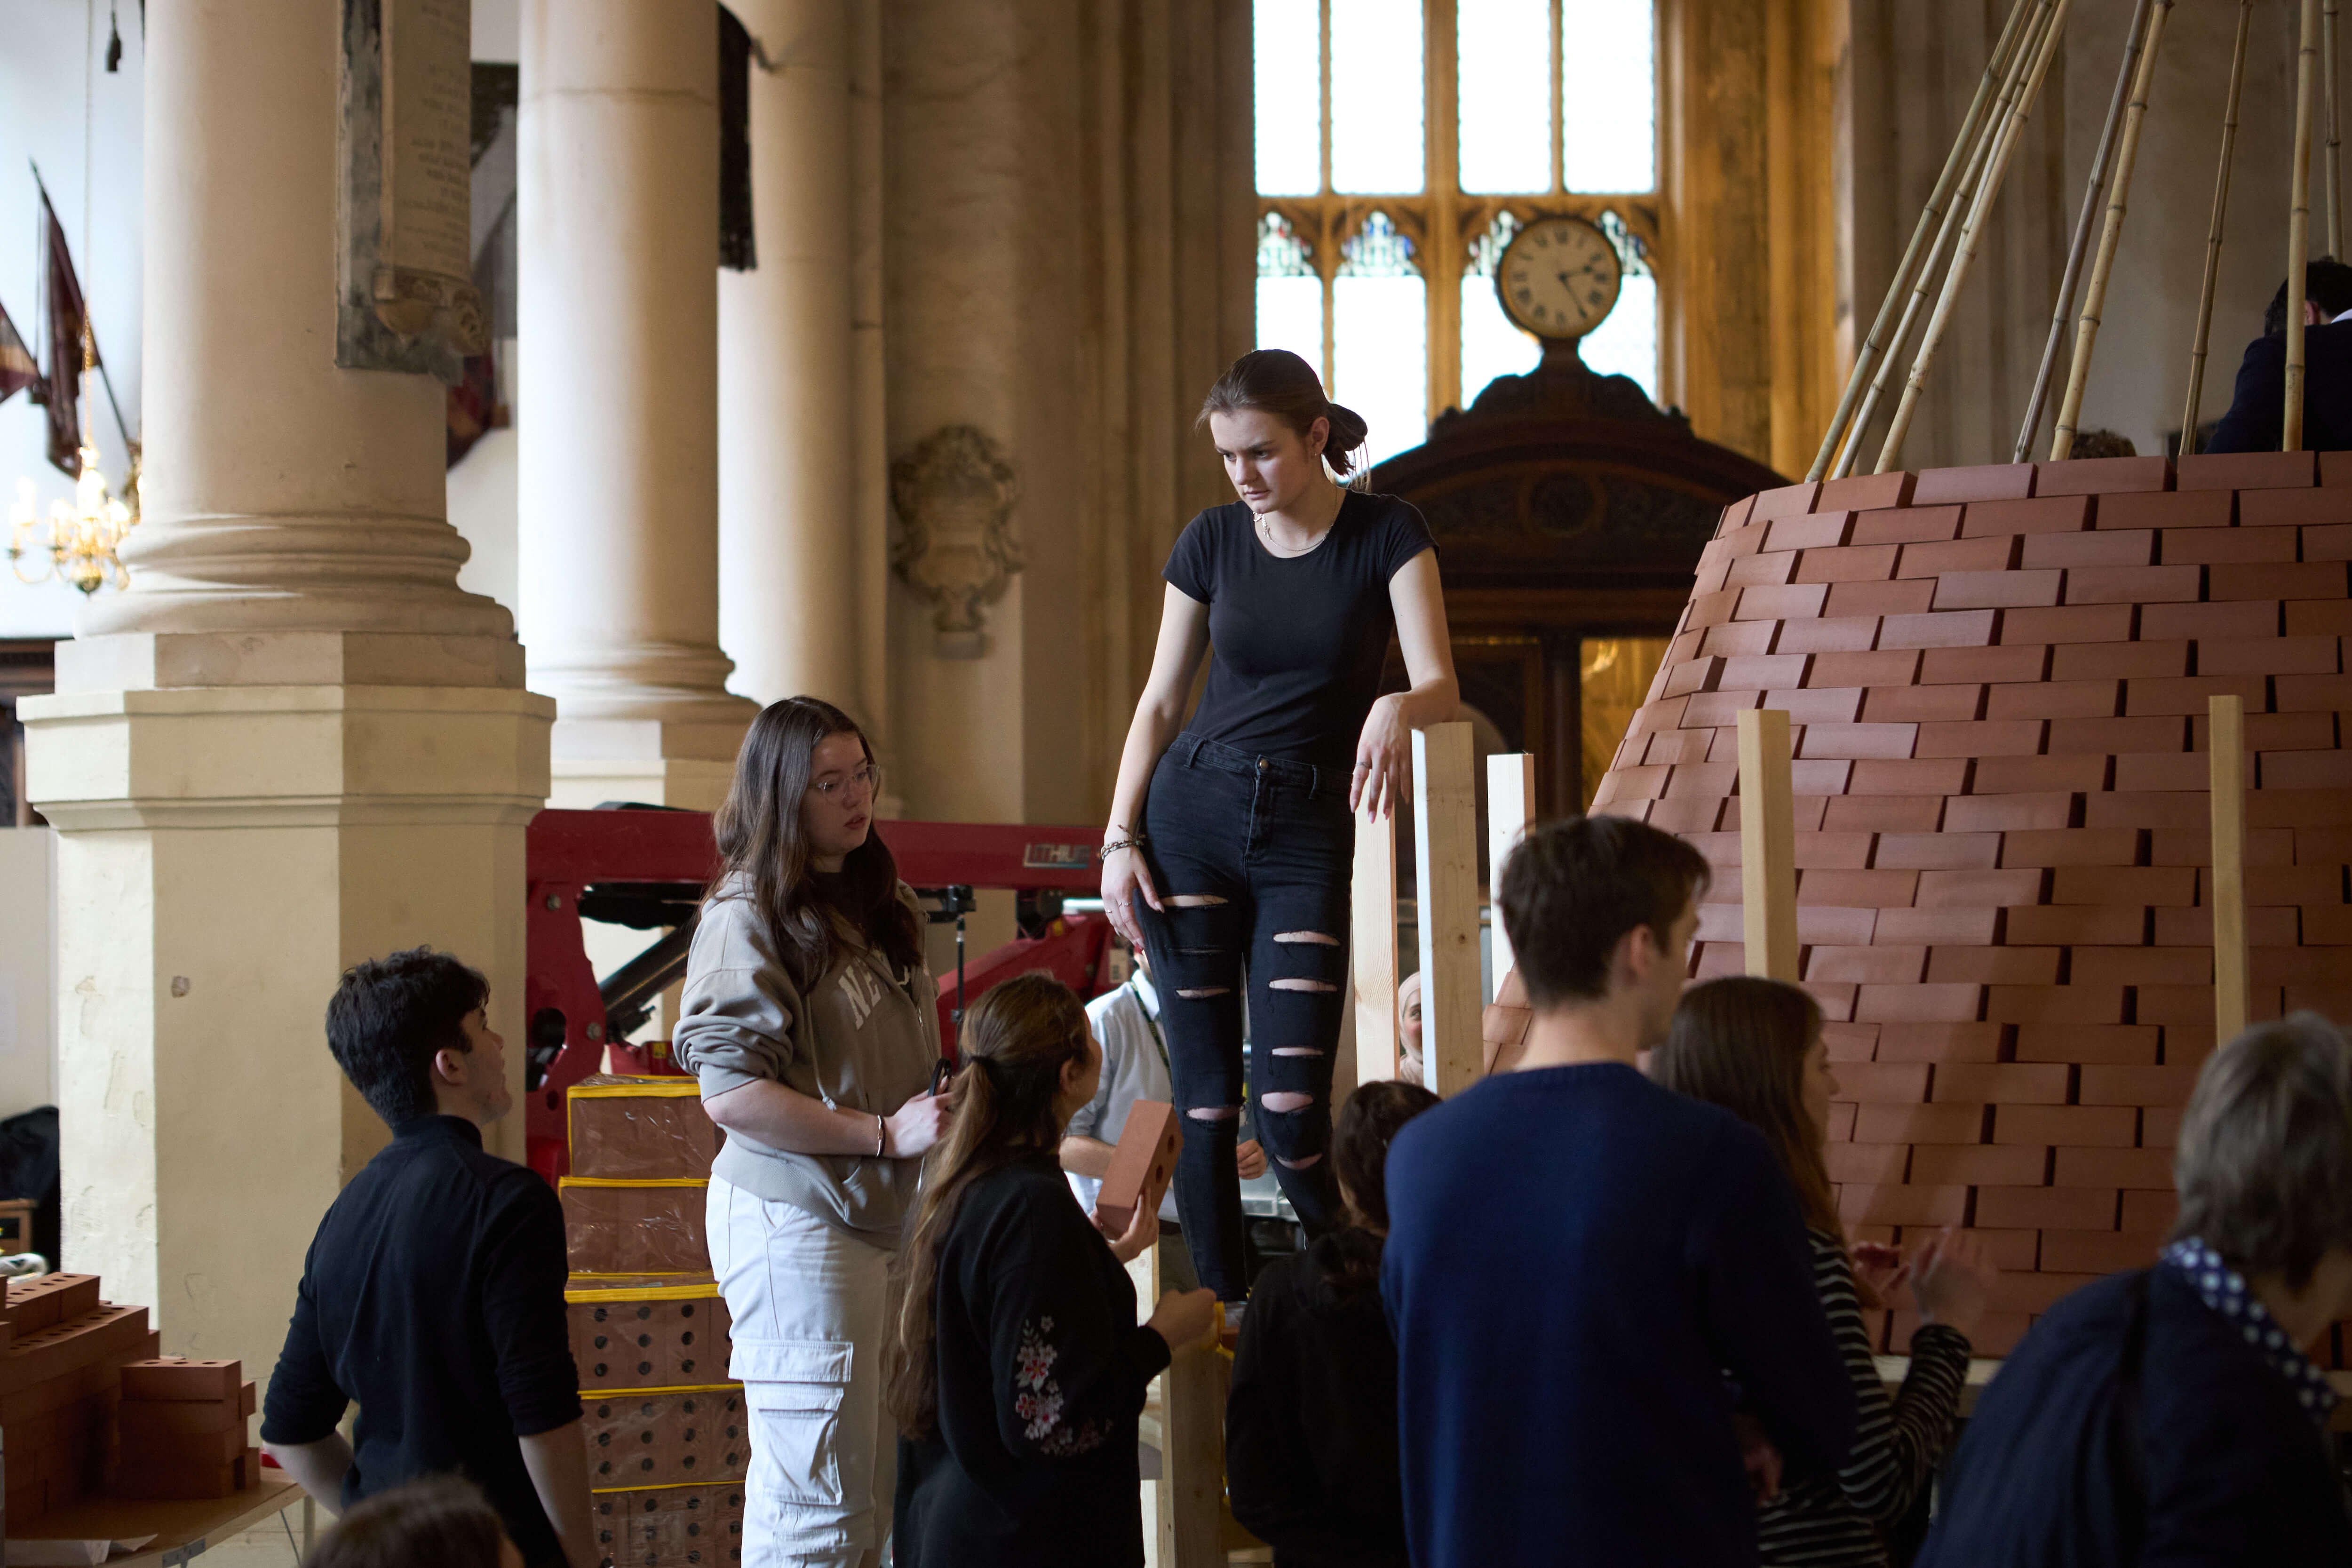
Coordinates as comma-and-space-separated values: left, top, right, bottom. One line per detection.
1321, 1079, 1441, 1294
1652, 977, 1839, 1233
885, 971, 1094, 1438
1198, 349, 1373, 478
709, 696, 923, 988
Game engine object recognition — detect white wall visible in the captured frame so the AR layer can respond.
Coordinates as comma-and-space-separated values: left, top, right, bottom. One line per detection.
0, 0, 145, 639
0, 828, 56, 1121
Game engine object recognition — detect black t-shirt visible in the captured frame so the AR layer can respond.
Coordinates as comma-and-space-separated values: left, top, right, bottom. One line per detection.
1163, 491, 1438, 768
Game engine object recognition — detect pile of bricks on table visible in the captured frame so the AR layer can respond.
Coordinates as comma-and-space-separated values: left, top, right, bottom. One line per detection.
561, 1074, 745, 1568
0, 1270, 259, 1523
1574, 448, 2352, 1361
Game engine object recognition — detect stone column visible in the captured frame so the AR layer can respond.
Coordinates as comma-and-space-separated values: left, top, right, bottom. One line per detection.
518, 0, 755, 810
718, 0, 859, 715
22, 0, 552, 1375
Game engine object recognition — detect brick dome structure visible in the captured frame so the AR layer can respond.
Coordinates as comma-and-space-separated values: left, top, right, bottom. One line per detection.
1573, 448, 2352, 1359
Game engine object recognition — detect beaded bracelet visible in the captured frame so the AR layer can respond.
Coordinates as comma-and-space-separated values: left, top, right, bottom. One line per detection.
1098, 835, 1145, 862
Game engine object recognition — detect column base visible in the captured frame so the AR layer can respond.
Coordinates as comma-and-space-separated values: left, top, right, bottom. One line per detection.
549, 715, 755, 812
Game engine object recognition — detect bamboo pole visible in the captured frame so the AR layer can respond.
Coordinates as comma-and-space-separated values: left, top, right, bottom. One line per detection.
1833, 1, 2052, 479
1806, 0, 2038, 480
2328, 0, 2343, 259
2180, 1, 2256, 460
2015, 0, 2155, 464
2049, 0, 2175, 463
1880, 0, 2072, 474
2209, 696, 2249, 1044
2290, 0, 2322, 453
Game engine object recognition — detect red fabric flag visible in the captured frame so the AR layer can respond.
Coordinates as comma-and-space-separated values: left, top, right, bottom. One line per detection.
0, 300, 33, 404
40, 190, 92, 476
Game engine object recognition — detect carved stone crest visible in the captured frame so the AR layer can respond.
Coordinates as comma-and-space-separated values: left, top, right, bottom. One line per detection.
890, 426, 1023, 659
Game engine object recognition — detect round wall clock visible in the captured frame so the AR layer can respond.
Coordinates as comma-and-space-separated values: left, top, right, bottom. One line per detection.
1496, 216, 1623, 341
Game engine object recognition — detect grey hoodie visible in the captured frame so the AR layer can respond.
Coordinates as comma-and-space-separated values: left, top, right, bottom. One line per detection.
673, 880, 941, 1242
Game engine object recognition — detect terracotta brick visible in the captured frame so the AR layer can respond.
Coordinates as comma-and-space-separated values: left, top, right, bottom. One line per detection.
1986, 679, 2120, 720
2197, 635, 2341, 676
2249, 487, 2352, 527
2297, 824, 2352, 861
1881, 610, 2002, 650
2065, 564, 2203, 605
1915, 463, 2036, 506
1713, 653, 1809, 692
1939, 569, 2063, 610
2287, 600, 2352, 635
2149, 825, 2295, 867
2284, 985, 2352, 1022
2040, 1229, 2168, 1273
2051, 865, 2198, 906
1917, 868, 2048, 906
1963, 494, 2092, 537
1801, 868, 1920, 907
1826, 1142, 1912, 1185
1865, 683, 1986, 722
1978, 1186, 2120, 1230
1685, 588, 1742, 630
1790, 760, 1855, 795
1873, 907, 2002, 945
1915, 719, 2046, 757
1850, 757, 1974, 795
1876, 1021, 2007, 1062
1793, 830, 1877, 868
1936, 1062, 2069, 1104
1692, 940, 1744, 978
1910, 1143, 2050, 1185
2141, 600, 2282, 640
1855, 982, 1984, 1023
1795, 906, 1880, 945
1683, 689, 1764, 726
2125, 675, 2270, 716
2132, 984, 2218, 1025
1994, 1103, 2139, 1148
2161, 1026, 2217, 1067
1643, 729, 1714, 766
2080, 1065, 2201, 1107
2197, 710, 2336, 749
1806, 648, 1917, 688
2070, 946, 2214, 987
1841, 1183, 1970, 1227
1828, 578, 1939, 617
2001, 603, 2138, 645
1919, 643, 2050, 684
2024, 528, 2156, 569
2110, 752, 2207, 792
2211, 560, 2350, 601
1899, 534, 2019, 578
2052, 639, 2190, 680
1717, 496, 1759, 535
1762, 686, 1865, 724
1595, 765, 1669, 804
1855, 503, 1964, 545
1876, 831, 2001, 869
2154, 905, 2299, 945
1830, 1061, 1932, 1104
2162, 526, 2299, 564
1645, 797, 1725, 833
1663, 763, 1739, 801
1820, 1021, 1883, 1061
2018, 1023, 2160, 1063
1824, 795, 1944, 831
2247, 788, 2352, 828
2175, 450, 2317, 490
1944, 793, 2077, 831
1699, 620, 1780, 659
1973, 755, 2113, 793
2001, 828, 2145, 868
1752, 480, 1826, 520
2122, 1189, 2181, 1232
2273, 673, 2352, 711
1796, 543, 1902, 584
2305, 906, 2352, 943
1777, 616, 1886, 655
1991, 983, 2128, 1023
2246, 936, 2352, 978
1856, 1100, 1990, 1143
1764, 510, 1854, 551
2005, 903, 2148, 946
2262, 750, 2352, 789
1590, 798, 1653, 823
1808, 981, 1861, 1023
2305, 522, 2352, 559
2038, 455, 2172, 496
1819, 471, 1917, 513
1809, 944, 1926, 984
1725, 551, 1799, 589
1828, 1102, 1858, 1141
1630, 696, 1693, 735
1799, 722, 1918, 761
1928, 944, 2062, 983
1737, 583, 1830, 621
2098, 489, 2235, 529
1661, 658, 1724, 700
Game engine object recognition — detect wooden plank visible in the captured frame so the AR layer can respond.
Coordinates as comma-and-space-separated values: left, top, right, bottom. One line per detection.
1158, 1337, 1225, 1567
16, 1479, 305, 1564
1737, 708, 1801, 982
2209, 694, 2250, 1042
1414, 722, 1483, 1094
1484, 752, 1535, 999
1350, 805, 1400, 1085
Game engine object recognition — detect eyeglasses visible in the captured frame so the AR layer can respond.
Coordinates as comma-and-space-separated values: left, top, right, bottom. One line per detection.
810, 762, 882, 799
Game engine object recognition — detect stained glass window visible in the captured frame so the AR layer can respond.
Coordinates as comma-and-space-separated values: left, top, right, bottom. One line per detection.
1256, 213, 1327, 381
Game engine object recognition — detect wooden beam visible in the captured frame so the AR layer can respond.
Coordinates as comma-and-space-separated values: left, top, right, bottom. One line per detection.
1414, 722, 1483, 1094
2210, 695, 2250, 1043
1351, 804, 1399, 1085
1736, 708, 1800, 982
1484, 751, 1535, 999
1157, 1337, 1224, 1567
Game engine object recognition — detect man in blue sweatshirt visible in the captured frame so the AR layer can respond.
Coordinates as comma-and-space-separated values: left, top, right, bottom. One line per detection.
1382, 814, 1855, 1567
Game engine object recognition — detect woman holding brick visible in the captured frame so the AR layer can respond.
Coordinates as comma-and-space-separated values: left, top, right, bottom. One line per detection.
675, 696, 960, 1568
1653, 976, 1994, 1568
885, 972, 1218, 1567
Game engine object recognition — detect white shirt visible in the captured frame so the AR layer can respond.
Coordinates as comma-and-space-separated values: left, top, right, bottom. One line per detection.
1065, 971, 1181, 1224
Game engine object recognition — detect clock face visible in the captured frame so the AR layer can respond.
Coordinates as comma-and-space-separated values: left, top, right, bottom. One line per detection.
1497, 217, 1623, 340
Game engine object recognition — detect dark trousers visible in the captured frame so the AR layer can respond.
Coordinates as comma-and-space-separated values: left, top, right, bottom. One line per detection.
1134, 736, 1351, 1300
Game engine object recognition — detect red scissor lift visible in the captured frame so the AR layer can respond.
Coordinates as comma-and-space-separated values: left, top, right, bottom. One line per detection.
523, 808, 1116, 1182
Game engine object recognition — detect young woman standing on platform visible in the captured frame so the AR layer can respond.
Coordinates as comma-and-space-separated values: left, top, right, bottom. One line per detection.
1098, 348, 1459, 1302
675, 697, 959, 1568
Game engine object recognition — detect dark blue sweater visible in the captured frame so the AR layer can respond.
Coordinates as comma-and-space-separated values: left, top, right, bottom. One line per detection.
1381, 1063, 1856, 1568
1917, 1267, 2352, 1568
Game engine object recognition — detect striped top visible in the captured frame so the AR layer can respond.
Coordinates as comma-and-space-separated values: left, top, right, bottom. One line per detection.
1756, 1229, 1972, 1568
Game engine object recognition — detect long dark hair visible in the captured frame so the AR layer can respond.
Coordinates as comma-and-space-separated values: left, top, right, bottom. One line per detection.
303, 1477, 506, 1568
709, 696, 924, 988
1198, 349, 1373, 478
885, 972, 1095, 1438
1320, 1078, 1440, 1294
1653, 977, 1839, 1233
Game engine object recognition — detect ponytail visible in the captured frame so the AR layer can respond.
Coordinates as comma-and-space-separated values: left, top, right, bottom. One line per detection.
1198, 348, 1372, 478
884, 972, 1093, 1438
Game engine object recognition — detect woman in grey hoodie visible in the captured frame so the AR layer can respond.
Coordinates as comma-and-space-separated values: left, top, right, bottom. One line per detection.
675, 697, 956, 1568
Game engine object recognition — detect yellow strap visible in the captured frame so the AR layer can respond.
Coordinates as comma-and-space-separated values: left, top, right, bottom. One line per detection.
565, 1280, 722, 1304
569, 1270, 713, 1280
590, 1478, 745, 1496
581, 1382, 744, 1399
569, 1082, 701, 1100
558, 1177, 710, 1190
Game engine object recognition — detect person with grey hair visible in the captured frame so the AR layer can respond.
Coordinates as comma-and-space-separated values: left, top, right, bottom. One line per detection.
1916, 1012, 2352, 1567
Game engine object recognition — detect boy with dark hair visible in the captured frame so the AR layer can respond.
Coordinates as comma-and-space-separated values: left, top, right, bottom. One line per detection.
2205, 258, 2352, 453
1381, 815, 1855, 1568
262, 948, 592, 1568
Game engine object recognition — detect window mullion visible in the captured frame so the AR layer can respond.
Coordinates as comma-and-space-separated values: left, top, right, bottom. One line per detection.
1429, 0, 1461, 419
1551, 0, 1565, 195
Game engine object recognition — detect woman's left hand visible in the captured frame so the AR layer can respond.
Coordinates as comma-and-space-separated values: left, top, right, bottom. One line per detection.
1095, 1194, 1159, 1264
1351, 693, 1411, 819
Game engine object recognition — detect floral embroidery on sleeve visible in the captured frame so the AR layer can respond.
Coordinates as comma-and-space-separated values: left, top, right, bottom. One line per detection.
1012, 1314, 1108, 1456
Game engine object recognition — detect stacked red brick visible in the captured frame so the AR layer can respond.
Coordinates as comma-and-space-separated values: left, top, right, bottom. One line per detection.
114, 1358, 261, 1499
1584, 449, 2352, 1359
0, 1273, 164, 1522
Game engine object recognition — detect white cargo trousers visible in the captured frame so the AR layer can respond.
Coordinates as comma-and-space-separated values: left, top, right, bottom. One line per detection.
708, 1176, 898, 1568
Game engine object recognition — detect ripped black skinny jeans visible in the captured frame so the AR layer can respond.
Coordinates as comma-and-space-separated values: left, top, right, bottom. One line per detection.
1132, 735, 1351, 1301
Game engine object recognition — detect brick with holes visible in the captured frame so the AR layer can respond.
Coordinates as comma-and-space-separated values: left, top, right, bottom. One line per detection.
1094, 1099, 1182, 1235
